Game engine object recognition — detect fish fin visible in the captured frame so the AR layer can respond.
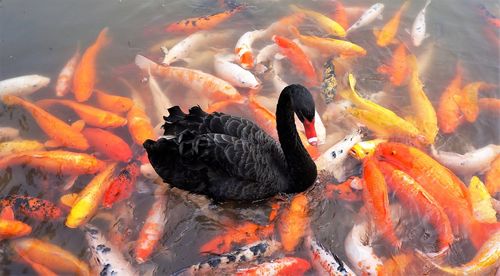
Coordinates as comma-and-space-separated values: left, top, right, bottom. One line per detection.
377, 64, 390, 74
63, 175, 79, 191
468, 220, 500, 249
135, 55, 158, 71
71, 120, 85, 132
60, 193, 79, 208
44, 140, 62, 148
0, 206, 15, 220
274, 53, 286, 60
95, 27, 111, 48
254, 64, 268, 74
288, 25, 301, 38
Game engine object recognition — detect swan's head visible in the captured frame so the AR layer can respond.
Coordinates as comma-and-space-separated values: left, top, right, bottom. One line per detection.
288, 84, 317, 146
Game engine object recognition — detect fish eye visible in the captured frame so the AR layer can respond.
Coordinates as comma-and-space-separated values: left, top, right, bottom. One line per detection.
391, 150, 396, 155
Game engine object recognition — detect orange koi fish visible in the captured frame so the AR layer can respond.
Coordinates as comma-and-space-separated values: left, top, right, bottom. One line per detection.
375, 142, 500, 249
325, 177, 363, 202
73, 27, 110, 102
82, 128, 132, 162
377, 43, 410, 87
11, 238, 91, 276
17, 251, 57, 276
127, 105, 156, 146
2, 95, 89, 150
378, 162, 453, 253
135, 55, 243, 102
56, 45, 80, 97
236, 257, 310, 276
485, 155, 500, 195
374, 1, 410, 47
437, 64, 464, 133
0, 207, 31, 240
264, 12, 305, 36
456, 82, 496, 122
278, 193, 310, 252
94, 89, 133, 114
134, 185, 168, 263
37, 99, 127, 129
289, 26, 366, 57
0, 150, 105, 175
479, 97, 500, 116
272, 35, 318, 86
362, 158, 401, 248
1, 195, 62, 221
165, 5, 244, 33
331, 0, 349, 30
103, 161, 140, 208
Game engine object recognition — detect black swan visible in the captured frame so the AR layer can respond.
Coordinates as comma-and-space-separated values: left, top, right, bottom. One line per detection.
143, 84, 318, 201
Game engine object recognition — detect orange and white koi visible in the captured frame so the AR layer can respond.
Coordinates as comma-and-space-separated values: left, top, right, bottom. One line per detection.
456, 82, 496, 122
411, 0, 432, 47
235, 29, 266, 69
377, 43, 410, 87
103, 161, 140, 208
479, 98, 500, 116
2, 95, 89, 150
374, 1, 410, 47
0, 127, 19, 141
214, 53, 261, 89
437, 64, 464, 133
82, 127, 132, 162
306, 236, 355, 276
290, 5, 346, 37
94, 89, 133, 114
65, 163, 117, 228
56, 46, 80, 97
135, 55, 243, 102
431, 144, 500, 177
11, 238, 91, 276
73, 27, 110, 102
485, 155, 500, 195
134, 185, 168, 263
272, 35, 317, 86
165, 5, 243, 34
127, 105, 156, 146
289, 26, 366, 57
0, 75, 50, 97
344, 221, 384, 275
278, 193, 310, 252
1, 195, 62, 221
37, 99, 127, 129
346, 3, 385, 34
468, 176, 497, 223
0, 150, 105, 175
0, 140, 45, 157
236, 257, 311, 276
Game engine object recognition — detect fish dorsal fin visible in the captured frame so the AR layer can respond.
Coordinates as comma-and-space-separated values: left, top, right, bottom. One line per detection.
60, 193, 79, 208
71, 120, 85, 132
0, 206, 15, 220
44, 139, 62, 148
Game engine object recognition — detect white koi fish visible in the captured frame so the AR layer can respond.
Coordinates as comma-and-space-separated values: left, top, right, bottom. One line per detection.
56, 46, 80, 97
147, 68, 173, 124
214, 54, 261, 89
346, 3, 385, 34
431, 144, 500, 177
255, 44, 279, 74
306, 236, 356, 276
411, 0, 432, 47
0, 75, 50, 97
345, 221, 384, 275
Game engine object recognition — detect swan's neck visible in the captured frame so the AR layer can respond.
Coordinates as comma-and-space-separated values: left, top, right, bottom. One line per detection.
276, 90, 317, 193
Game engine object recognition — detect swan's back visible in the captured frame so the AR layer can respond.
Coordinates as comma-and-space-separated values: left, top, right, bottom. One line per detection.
144, 106, 290, 201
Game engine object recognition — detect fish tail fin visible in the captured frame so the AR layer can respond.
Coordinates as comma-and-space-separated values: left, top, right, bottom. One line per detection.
468, 219, 500, 249
95, 27, 111, 47
135, 55, 158, 71
424, 0, 432, 9
339, 73, 362, 103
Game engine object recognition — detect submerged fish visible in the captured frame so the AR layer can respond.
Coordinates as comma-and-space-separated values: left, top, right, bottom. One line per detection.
0, 207, 31, 241
0, 139, 45, 157
56, 46, 80, 97
0, 75, 50, 97
162, 31, 224, 65
345, 221, 384, 275
94, 89, 133, 114
468, 176, 497, 223
377, 43, 410, 87
214, 53, 261, 89
346, 3, 385, 34
127, 105, 156, 146
165, 5, 244, 34
290, 5, 346, 37
485, 155, 500, 195
374, 1, 410, 47
411, 0, 432, 47
306, 236, 356, 276
437, 64, 464, 133
278, 193, 310, 252
321, 58, 338, 104
325, 177, 363, 202
82, 127, 132, 162
103, 161, 140, 208
1, 195, 62, 221
272, 35, 317, 86
146, 67, 174, 124
236, 256, 311, 276
235, 29, 266, 69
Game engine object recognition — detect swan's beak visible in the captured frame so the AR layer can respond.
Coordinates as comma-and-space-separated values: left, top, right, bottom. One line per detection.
303, 119, 318, 146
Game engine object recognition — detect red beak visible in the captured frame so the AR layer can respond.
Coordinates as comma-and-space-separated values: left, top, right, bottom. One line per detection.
302, 119, 317, 146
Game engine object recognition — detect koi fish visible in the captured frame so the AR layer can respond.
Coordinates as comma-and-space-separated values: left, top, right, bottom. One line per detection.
0, 150, 105, 175
235, 29, 266, 69
214, 53, 261, 89
84, 224, 136, 275
346, 3, 385, 34
1, 195, 62, 221
103, 161, 140, 208
479, 98, 500, 116
378, 163, 453, 253
264, 12, 305, 36
175, 240, 282, 276
56, 45, 80, 97
321, 57, 338, 104
37, 99, 127, 129
377, 43, 410, 87
145, 68, 174, 124
468, 176, 497, 223
2, 95, 89, 150
362, 158, 401, 248
272, 35, 317, 86
331, 0, 349, 30
94, 89, 133, 114
411, 0, 432, 47
73, 27, 110, 102
0, 140, 45, 157
127, 105, 156, 146
162, 31, 220, 65
477, 3, 500, 28
0, 127, 19, 141
278, 193, 309, 252
254, 44, 279, 72
325, 177, 363, 202
375, 142, 500, 249
485, 155, 500, 195
407, 54, 438, 144
17, 253, 57, 276
0, 207, 31, 240
420, 231, 500, 275
437, 64, 464, 133
350, 139, 385, 160
0, 75, 50, 97
290, 5, 346, 37
374, 1, 410, 47
11, 238, 91, 276
289, 26, 366, 57
344, 221, 384, 275
431, 144, 500, 177
236, 257, 311, 276
165, 5, 244, 33
456, 82, 496, 122
306, 236, 356, 276
82, 128, 132, 162
65, 163, 117, 228
135, 55, 243, 102
135, 185, 168, 263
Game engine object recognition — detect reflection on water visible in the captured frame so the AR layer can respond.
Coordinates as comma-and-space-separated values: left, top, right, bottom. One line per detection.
0, 0, 499, 275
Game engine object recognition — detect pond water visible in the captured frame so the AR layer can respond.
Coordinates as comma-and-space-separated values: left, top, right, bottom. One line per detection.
0, 0, 499, 275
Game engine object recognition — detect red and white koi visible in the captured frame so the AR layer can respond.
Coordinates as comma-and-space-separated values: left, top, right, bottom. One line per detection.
56, 46, 80, 97
236, 257, 311, 276
431, 144, 500, 177
344, 221, 384, 275
411, 0, 432, 47
306, 236, 356, 276
214, 53, 261, 89
346, 3, 385, 34
0, 75, 50, 97
235, 29, 266, 69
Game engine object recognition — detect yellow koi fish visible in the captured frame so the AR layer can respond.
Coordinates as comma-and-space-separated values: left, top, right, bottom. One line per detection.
0, 140, 45, 157
290, 4, 346, 37
374, 1, 410, 47
469, 176, 497, 223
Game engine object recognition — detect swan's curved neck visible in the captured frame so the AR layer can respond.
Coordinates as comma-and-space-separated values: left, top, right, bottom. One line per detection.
276, 89, 317, 193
